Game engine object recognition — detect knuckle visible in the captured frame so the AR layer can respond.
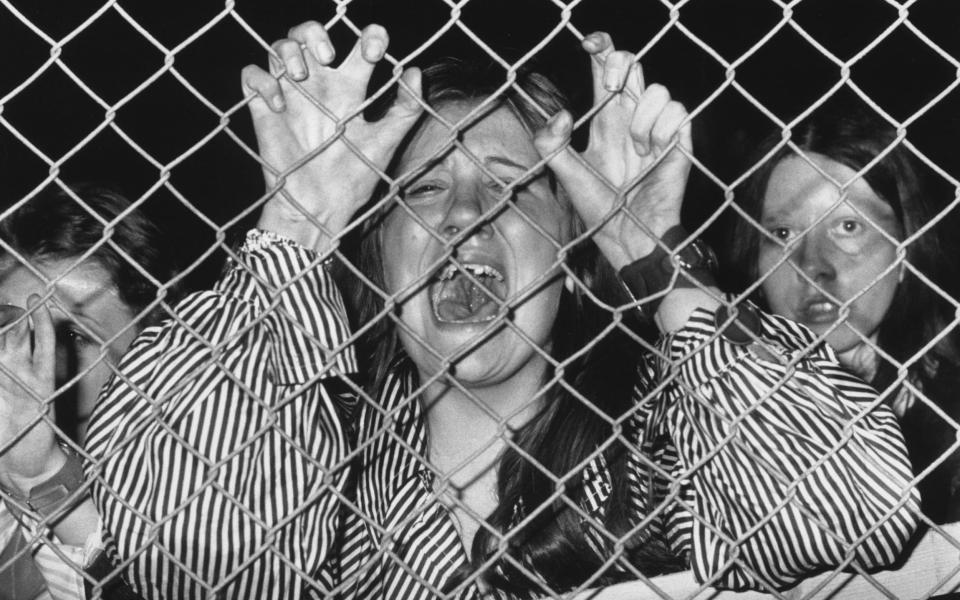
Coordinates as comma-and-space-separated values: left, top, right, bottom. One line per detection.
288, 19, 322, 40
276, 39, 302, 58
242, 66, 271, 90
646, 83, 670, 101
364, 23, 387, 38
608, 50, 632, 67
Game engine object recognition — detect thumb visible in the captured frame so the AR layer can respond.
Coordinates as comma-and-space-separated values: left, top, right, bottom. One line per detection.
377, 67, 424, 154
533, 109, 574, 163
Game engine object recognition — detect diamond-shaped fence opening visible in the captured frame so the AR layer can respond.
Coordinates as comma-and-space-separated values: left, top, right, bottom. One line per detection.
0, 1, 958, 599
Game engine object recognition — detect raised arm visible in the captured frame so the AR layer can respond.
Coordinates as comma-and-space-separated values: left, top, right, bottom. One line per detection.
532, 32, 716, 334
0, 301, 101, 597
84, 21, 423, 600
654, 307, 918, 589
533, 33, 918, 589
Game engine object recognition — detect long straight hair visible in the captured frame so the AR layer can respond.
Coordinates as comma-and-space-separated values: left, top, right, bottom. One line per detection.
726, 106, 960, 522
347, 58, 680, 595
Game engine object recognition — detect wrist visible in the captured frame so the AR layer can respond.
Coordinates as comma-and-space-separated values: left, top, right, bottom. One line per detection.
1, 443, 84, 519
0, 444, 66, 494
617, 225, 718, 318
256, 208, 344, 255
596, 222, 680, 271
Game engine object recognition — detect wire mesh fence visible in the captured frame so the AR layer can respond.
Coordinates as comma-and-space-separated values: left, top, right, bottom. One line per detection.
0, 1, 958, 599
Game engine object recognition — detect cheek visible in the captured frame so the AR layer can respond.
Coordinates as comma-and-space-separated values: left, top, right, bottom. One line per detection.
756, 248, 795, 307
505, 209, 567, 264
75, 351, 112, 416
849, 250, 900, 323
381, 215, 434, 292
842, 242, 898, 292
108, 328, 139, 361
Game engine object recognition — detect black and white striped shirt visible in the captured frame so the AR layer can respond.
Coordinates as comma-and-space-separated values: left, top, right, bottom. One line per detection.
85, 231, 919, 599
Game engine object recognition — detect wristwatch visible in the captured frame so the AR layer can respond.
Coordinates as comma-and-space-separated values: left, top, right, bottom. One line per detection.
618, 225, 718, 316
2, 443, 86, 520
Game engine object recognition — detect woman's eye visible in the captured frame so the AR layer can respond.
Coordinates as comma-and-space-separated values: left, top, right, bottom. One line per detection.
405, 183, 445, 198
487, 179, 510, 194
62, 327, 95, 349
839, 219, 862, 234
768, 227, 792, 241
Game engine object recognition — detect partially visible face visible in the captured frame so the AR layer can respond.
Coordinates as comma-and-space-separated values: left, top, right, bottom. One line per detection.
380, 102, 571, 387
757, 153, 902, 354
0, 257, 139, 441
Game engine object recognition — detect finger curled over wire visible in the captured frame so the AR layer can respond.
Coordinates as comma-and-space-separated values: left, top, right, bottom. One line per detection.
0, 304, 25, 327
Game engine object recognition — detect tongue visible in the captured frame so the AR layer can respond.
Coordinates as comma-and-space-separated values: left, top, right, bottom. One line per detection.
435, 275, 499, 322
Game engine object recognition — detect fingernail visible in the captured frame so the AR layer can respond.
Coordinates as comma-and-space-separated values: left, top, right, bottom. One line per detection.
317, 41, 335, 64
604, 69, 622, 91
363, 38, 385, 61
549, 111, 569, 135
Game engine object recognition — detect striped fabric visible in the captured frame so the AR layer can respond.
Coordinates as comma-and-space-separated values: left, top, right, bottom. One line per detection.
84, 230, 918, 599
85, 231, 358, 600
336, 310, 920, 597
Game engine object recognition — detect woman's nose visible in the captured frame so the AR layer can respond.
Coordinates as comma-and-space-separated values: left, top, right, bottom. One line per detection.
791, 229, 837, 284
439, 191, 493, 240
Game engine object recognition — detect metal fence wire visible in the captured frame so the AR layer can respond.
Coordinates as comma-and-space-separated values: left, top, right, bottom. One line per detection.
0, 1, 959, 599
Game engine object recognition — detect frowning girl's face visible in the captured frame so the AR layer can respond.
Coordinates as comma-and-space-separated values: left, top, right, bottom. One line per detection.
757, 153, 902, 355
0, 257, 138, 441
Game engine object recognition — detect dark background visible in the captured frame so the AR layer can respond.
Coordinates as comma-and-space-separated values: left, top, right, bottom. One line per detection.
1, 0, 957, 291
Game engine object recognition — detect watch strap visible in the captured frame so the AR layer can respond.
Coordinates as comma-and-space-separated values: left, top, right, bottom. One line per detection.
618, 225, 718, 316
4, 444, 86, 520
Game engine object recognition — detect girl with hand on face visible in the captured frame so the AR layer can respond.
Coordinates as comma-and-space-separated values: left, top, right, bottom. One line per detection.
0, 185, 176, 599
84, 22, 917, 600
728, 108, 960, 525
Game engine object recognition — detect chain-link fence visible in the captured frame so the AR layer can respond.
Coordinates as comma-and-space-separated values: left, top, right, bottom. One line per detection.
1, 1, 958, 599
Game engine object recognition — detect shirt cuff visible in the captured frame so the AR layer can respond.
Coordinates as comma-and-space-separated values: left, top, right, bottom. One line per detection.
227, 228, 358, 384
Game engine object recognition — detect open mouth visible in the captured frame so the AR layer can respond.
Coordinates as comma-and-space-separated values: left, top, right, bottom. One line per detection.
431, 262, 506, 324
797, 297, 840, 324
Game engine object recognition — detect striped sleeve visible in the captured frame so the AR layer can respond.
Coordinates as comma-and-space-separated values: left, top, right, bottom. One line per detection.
655, 306, 919, 590
84, 230, 358, 600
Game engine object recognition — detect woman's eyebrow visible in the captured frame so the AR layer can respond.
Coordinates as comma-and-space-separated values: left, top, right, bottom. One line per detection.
484, 156, 547, 181
485, 156, 534, 171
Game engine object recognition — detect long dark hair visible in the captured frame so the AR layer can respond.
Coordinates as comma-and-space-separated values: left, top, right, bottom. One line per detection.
726, 107, 960, 522
348, 59, 680, 595
0, 183, 180, 324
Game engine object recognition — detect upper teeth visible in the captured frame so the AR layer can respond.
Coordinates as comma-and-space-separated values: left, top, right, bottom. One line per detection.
439, 263, 504, 282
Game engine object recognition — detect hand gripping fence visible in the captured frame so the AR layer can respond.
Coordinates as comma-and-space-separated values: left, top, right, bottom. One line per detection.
0, 1, 958, 599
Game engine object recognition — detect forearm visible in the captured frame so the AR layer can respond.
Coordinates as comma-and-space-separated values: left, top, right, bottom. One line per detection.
48, 496, 98, 547
256, 204, 346, 256
660, 305, 918, 589
2, 441, 98, 548
654, 288, 721, 334
85, 230, 358, 599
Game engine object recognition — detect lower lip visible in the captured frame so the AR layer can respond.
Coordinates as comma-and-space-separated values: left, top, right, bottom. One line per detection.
799, 303, 840, 324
